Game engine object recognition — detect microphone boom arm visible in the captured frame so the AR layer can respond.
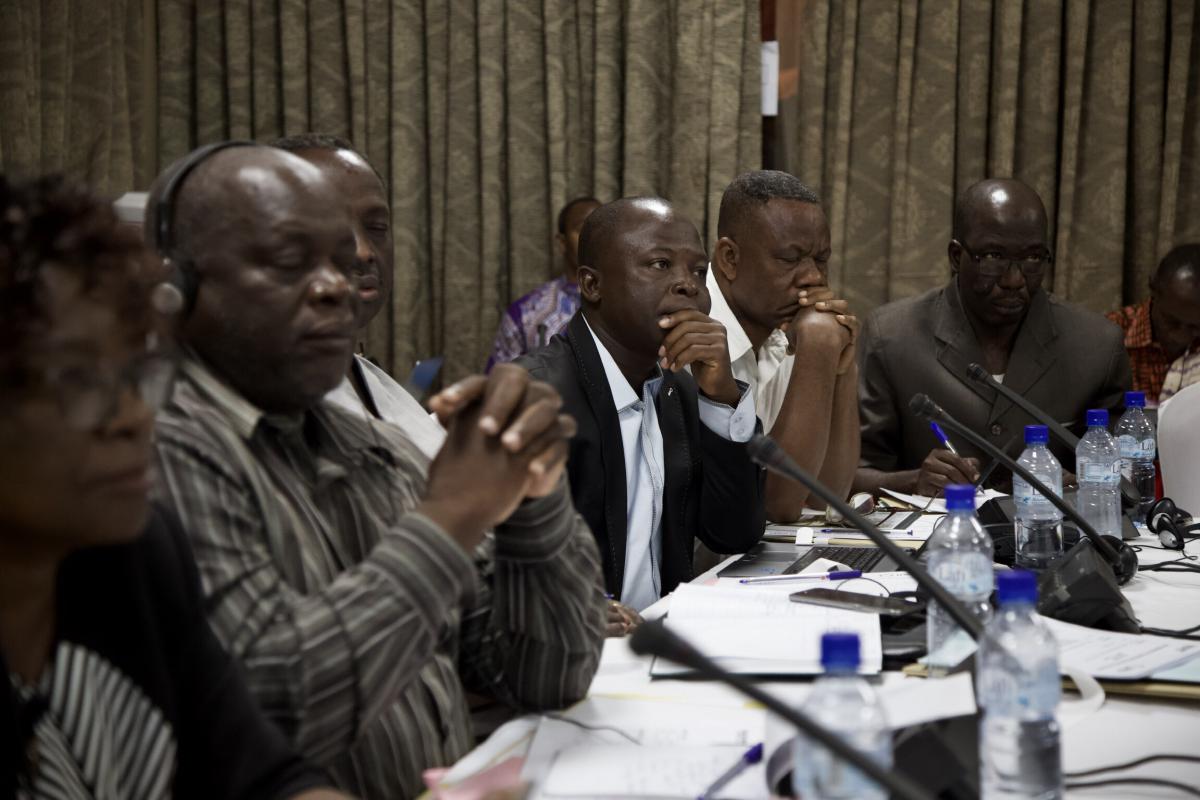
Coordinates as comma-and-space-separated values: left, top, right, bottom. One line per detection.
910, 394, 1123, 566
747, 436, 984, 640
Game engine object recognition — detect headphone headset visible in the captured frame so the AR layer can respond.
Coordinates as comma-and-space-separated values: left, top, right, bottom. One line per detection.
152, 140, 259, 316
1147, 497, 1200, 550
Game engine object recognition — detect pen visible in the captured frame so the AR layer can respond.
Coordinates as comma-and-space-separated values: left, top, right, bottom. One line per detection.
739, 570, 862, 585
697, 742, 763, 800
930, 421, 960, 456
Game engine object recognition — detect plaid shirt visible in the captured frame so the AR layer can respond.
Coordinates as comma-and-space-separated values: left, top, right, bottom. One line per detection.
152, 355, 605, 800
1106, 299, 1173, 401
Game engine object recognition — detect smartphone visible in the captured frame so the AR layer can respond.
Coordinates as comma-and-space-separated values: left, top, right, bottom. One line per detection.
789, 588, 923, 616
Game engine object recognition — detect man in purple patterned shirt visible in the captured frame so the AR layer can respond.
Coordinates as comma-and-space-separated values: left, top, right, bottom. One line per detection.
487, 197, 600, 370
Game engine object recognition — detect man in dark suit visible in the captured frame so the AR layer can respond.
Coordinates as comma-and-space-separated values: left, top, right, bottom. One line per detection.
854, 178, 1131, 497
518, 197, 766, 629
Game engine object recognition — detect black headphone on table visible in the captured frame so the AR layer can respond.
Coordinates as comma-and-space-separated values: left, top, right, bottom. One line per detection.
151, 140, 260, 316
1147, 497, 1200, 550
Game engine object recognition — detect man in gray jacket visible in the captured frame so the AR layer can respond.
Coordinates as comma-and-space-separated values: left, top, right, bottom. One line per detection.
854, 178, 1130, 496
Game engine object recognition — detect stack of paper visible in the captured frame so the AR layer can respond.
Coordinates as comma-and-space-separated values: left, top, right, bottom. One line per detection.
652, 583, 882, 677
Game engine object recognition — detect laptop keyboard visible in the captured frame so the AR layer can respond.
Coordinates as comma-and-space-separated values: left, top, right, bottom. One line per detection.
782, 545, 886, 574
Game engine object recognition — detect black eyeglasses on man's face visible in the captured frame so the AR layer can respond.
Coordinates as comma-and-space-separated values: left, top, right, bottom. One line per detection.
957, 242, 1053, 280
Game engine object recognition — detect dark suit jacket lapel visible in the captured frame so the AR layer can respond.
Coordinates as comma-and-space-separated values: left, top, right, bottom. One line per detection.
655, 371, 694, 581
987, 291, 1058, 425
564, 313, 630, 590
934, 285, 994, 406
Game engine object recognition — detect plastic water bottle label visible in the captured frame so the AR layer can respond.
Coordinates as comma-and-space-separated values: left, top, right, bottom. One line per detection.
1117, 435, 1156, 460
929, 552, 993, 595
1078, 458, 1120, 485
979, 658, 1061, 715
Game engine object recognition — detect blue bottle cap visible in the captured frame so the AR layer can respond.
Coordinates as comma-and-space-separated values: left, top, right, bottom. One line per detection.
996, 569, 1038, 606
1085, 409, 1108, 427
944, 483, 976, 511
1024, 424, 1049, 444
1125, 391, 1146, 408
820, 632, 861, 671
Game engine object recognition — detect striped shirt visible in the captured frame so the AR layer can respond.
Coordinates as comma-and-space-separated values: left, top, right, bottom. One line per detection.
152, 355, 605, 800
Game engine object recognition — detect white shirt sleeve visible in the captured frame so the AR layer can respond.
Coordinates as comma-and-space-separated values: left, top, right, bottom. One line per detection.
696, 379, 757, 443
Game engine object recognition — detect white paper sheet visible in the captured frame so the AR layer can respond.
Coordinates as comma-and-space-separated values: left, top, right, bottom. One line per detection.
881, 487, 1006, 514
653, 584, 882, 676
1043, 616, 1200, 680
522, 696, 764, 785
542, 744, 766, 799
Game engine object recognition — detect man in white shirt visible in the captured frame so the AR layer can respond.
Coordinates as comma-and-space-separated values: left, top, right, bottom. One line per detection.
517, 197, 766, 622
707, 171, 859, 520
273, 134, 444, 459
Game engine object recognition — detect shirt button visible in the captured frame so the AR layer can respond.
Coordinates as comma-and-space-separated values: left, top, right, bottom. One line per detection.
990, 423, 1003, 436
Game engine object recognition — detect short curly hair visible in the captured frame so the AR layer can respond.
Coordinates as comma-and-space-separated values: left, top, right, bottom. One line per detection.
717, 170, 820, 240
0, 174, 159, 387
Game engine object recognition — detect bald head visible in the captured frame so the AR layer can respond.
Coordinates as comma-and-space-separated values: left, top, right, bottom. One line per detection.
146, 146, 331, 269
577, 197, 699, 274
1150, 243, 1200, 359
953, 178, 1048, 245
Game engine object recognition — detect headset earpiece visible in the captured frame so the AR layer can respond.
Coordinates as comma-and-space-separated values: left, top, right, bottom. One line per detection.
1148, 497, 1196, 551
153, 139, 258, 316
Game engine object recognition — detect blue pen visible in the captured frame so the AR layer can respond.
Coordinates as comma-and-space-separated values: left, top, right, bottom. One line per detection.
929, 421, 960, 456
739, 570, 862, 585
697, 742, 763, 800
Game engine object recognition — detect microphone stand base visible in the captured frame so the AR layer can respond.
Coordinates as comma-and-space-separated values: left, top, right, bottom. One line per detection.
1038, 538, 1140, 633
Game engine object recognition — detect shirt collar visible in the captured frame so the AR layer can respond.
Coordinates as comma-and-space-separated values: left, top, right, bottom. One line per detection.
705, 268, 755, 365
582, 315, 660, 412
179, 352, 266, 440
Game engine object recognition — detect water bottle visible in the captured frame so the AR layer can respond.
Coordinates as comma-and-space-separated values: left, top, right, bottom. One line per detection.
792, 633, 891, 800
926, 484, 994, 676
1013, 425, 1064, 570
1114, 391, 1156, 525
1074, 409, 1122, 537
977, 570, 1063, 799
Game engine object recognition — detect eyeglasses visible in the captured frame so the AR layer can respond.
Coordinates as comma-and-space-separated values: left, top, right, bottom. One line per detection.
36, 352, 177, 431
958, 243, 1053, 280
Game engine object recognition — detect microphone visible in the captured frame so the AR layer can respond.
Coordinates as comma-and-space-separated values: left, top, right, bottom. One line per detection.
965, 363, 1140, 508
629, 621, 936, 800
746, 434, 984, 640
909, 393, 1137, 585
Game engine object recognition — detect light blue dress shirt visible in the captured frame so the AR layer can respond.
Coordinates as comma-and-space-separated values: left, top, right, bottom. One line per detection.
583, 318, 757, 610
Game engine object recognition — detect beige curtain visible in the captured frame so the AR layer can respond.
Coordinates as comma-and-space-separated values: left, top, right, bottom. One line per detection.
152, 0, 761, 381
777, 0, 1200, 315
0, 0, 150, 194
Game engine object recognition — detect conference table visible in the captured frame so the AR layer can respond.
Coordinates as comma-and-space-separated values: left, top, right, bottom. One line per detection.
439, 526, 1200, 799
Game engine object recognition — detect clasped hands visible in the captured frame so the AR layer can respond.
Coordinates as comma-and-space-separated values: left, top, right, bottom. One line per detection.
779, 286, 858, 375
419, 364, 575, 550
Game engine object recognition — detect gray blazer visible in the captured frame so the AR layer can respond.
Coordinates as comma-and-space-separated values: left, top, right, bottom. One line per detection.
858, 284, 1131, 477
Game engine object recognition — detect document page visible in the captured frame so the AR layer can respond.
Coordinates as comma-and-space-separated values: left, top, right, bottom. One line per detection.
1043, 617, 1200, 680
542, 744, 765, 799
653, 583, 882, 676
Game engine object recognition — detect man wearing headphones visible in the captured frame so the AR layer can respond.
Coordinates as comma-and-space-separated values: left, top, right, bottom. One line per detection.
146, 143, 605, 800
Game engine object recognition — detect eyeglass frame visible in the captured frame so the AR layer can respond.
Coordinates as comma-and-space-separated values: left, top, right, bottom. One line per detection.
954, 241, 1054, 281
5, 350, 178, 432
